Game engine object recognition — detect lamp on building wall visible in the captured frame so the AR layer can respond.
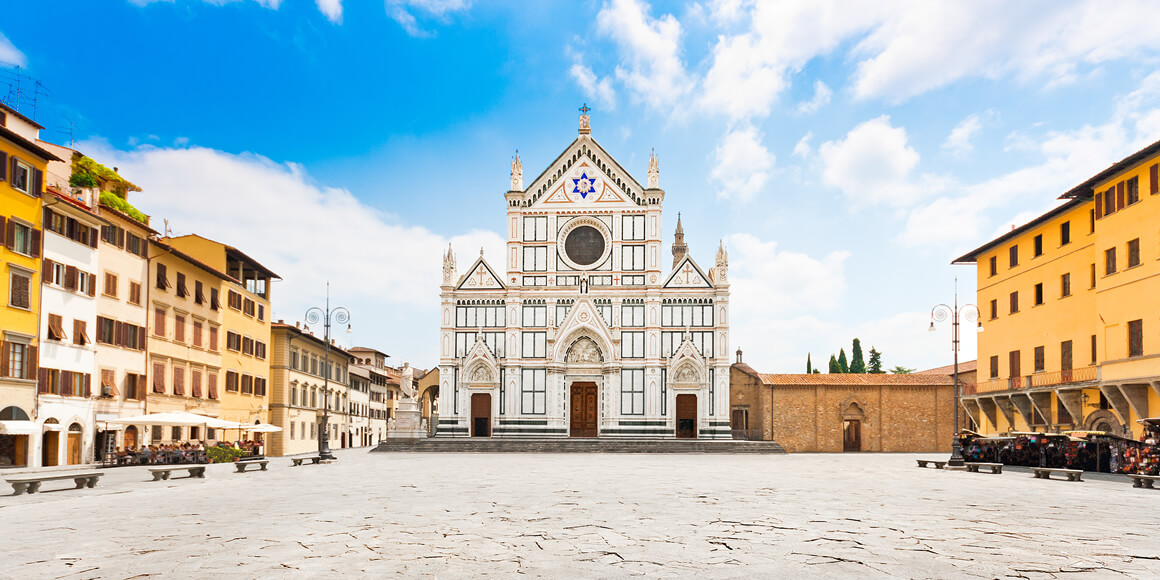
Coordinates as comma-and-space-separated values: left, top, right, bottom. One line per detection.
929, 278, 979, 468
305, 282, 350, 462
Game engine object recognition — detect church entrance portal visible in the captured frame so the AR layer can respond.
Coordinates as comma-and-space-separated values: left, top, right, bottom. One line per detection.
470, 393, 491, 437
676, 394, 697, 438
570, 383, 598, 438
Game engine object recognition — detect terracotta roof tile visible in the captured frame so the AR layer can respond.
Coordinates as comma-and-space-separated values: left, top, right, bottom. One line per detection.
916, 360, 977, 375
758, 373, 954, 386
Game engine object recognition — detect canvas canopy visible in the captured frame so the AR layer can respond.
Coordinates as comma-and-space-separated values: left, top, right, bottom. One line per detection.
242, 423, 283, 433
0, 420, 36, 435
104, 412, 240, 429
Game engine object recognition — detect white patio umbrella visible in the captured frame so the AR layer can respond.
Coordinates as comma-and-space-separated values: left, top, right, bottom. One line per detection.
242, 423, 283, 433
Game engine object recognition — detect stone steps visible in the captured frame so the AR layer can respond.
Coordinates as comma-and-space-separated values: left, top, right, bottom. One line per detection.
371, 438, 787, 454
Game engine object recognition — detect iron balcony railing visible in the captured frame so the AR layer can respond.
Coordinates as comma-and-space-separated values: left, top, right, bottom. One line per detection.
973, 365, 1098, 394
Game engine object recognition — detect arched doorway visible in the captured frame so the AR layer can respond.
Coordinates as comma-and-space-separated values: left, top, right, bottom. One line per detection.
842, 402, 865, 452
124, 426, 139, 451
0, 406, 31, 467
42, 418, 60, 467
67, 423, 84, 465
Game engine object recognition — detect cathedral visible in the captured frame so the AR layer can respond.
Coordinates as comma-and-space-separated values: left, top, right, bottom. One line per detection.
436, 110, 731, 438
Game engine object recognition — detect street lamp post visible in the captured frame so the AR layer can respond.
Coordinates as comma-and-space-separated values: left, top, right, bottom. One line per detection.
929, 279, 980, 468
306, 283, 350, 462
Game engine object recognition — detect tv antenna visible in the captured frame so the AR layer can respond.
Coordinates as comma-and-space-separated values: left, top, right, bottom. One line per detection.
0, 64, 50, 122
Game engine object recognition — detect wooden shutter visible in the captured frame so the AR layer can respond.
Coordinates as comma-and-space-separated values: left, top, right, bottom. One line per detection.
86, 273, 96, 297
4, 219, 13, 251
138, 328, 145, 350
38, 367, 50, 393
26, 346, 36, 380
65, 265, 77, 291
88, 228, 98, 248
153, 364, 165, 393
0, 216, 5, 247
1117, 181, 1125, 210
84, 374, 92, 398
1152, 164, 1159, 195
117, 228, 125, 248
1094, 192, 1103, 219
61, 370, 73, 396
0, 151, 6, 180
9, 156, 15, 185
31, 168, 43, 197
29, 228, 40, 258
0, 341, 8, 378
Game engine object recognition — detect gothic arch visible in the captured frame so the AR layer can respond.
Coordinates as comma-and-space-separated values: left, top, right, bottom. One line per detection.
840, 400, 866, 420
554, 327, 613, 365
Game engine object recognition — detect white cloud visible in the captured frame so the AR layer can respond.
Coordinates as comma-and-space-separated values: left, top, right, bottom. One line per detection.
725, 232, 851, 371
792, 131, 813, 158
942, 113, 984, 156
795, 80, 832, 114
316, 0, 342, 23
899, 71, 1160, 248
79, 142, 503, 367
710, 125, 774, 201
0, 32, 27, 68
569, 62, 616, 111
595, 0, 690, 110
819, 115, 925, 207
699, 32, 786, 120
386, 0, 470, 37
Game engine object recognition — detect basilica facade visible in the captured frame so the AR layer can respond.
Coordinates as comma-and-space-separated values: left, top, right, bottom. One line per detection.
436, 112, 731, 438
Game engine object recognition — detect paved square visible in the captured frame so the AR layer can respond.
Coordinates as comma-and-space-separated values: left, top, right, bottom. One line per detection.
1, 448, 1158, 578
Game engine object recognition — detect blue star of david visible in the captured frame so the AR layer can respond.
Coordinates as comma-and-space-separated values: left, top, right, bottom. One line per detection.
572, 173, 595, 198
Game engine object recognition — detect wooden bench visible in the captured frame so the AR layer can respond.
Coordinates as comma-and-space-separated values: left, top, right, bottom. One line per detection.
291, 456, 323, 467
965, 462, 1004, 474
1032, 467, 1083, 481
148, 465, 206, 481
1127, 474, 1160, 489
916, 459, 947, 469
6, 471, 103, 495
234, 459, 269, 473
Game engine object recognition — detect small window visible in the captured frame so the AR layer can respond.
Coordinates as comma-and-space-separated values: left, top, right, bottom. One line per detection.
1091, 334, 1098, 365
1009, 291, 1019, 314
1127, 238, 1141, 268
9, 221, 32, 256
989, 256, 997, 277
1009, 245, 1019, 268
1089, 209, 1095, 233
1060, 273, 1071, 297
1034, 346, 1045, 372
103, 272, 118, 298
1129, 319, 1143, 357
1105, 247, 1117, 275
989, 299, 997, 320
11, 159, 30, 194
176, 272, 188, 298
129, 282, 142, 305
989, 355, 999, 379
1126, 176, 1139, 205
1033, 234, 1043, 257
8, 270, 31, 309
1034, 283, 1044, 306
1060, 221, 1071, 246
1089, 263, 1096, 288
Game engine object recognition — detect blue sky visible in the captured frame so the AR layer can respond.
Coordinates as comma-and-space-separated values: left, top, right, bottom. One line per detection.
5, 0, 1160, 372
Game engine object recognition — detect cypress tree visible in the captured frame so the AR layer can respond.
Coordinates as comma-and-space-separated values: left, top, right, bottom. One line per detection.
813, 368, 820, 374
828, 355, 841, 373
850, 338, 866, 373
868, 347, 884, 373
838, 348, 849, 373
806, 353, 813, 374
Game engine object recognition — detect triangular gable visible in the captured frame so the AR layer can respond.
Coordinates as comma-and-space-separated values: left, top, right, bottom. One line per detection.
526, 138, 647, 209
553, 296, 616, 360
663, 256, 713, 289
456, 256, 506, 291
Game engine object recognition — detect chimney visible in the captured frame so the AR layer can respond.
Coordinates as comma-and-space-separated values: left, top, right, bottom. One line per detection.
736, 348, 743, 364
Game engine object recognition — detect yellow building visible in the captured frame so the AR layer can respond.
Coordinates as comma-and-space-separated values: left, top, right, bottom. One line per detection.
144, 241, 227, 445
269, 321, 353, 456
954, 139, 1160, 439
0, 103, 61, 467
164, 235, 278, 428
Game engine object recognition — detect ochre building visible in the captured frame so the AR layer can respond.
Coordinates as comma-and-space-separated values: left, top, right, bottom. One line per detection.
730, 359, 955, 453
953, 138, 1160, 438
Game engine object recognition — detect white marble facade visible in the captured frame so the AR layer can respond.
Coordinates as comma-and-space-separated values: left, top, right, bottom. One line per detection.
437, 113, 731, 438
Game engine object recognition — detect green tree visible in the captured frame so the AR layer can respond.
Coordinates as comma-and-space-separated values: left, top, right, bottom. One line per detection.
828, 355, 841, 373
850, 338, 866, 373
890, 365, 915, 374
838, 349, 849, 373
867, 347, 884, 373
806, 353, 813, 374
813, 369, 820, 374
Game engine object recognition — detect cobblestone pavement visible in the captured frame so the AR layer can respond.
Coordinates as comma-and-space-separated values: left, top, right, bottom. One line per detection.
1, 449, 1158, 578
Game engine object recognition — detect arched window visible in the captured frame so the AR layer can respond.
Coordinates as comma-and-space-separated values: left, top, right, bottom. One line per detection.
0, 406, 30, 421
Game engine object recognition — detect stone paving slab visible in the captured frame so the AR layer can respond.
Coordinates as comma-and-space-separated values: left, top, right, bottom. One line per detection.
1, 449, 1158, 578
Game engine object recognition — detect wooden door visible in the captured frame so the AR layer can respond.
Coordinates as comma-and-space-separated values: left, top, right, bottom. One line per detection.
843, 420, 861, 452
470, 393, 491, 437
42, 432, 59, 467
570, 383, 598, 438
124, 426, 138, 450
67, 433, 82, 465
675, 394, 697, 438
